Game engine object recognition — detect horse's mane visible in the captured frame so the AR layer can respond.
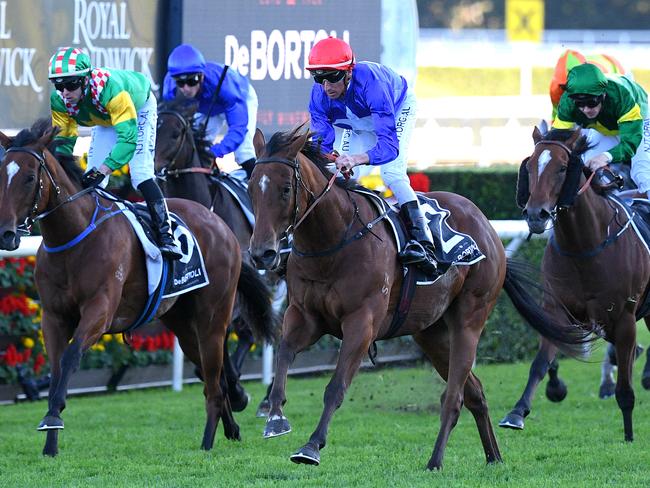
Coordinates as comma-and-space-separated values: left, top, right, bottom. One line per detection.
543, 129, 590, 157
266, 127, 360, 191
9, 119, 84, 187
158, 98, 213, 168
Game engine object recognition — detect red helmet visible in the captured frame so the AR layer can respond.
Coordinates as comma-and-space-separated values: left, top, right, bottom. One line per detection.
306, 37, 355, 71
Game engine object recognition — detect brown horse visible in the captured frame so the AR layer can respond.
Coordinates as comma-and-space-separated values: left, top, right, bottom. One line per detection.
247, 127, 592, 470
0, 122, 275, 456
154, 100, 284, 415
501, 127, 650, 441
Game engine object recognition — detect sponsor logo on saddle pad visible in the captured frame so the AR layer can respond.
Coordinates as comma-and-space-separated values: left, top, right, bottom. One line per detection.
162, 216, 209, 298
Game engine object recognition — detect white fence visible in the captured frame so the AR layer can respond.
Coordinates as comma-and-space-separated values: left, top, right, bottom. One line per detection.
0, 220, 547, 393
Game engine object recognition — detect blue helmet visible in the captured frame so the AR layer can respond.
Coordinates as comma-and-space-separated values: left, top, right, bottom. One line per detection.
167, 44, 206, 77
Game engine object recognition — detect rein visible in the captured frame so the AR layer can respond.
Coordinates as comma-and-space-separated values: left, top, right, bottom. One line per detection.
6, 147, 125, 250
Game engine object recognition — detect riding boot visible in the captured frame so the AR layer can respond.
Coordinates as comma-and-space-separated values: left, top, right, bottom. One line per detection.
398, 200, 439, 275
138, 179, 183, 260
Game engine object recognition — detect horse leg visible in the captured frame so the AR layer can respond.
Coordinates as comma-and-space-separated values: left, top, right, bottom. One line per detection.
290, 310, 374, 466
415, 321, 502, 468
546, 358, 568, 402
256, 278, 287, 418
499, 338, 558, 430
600, 343, 617, 399
614, 317, 637, 442
641, 317, 650, 390
39, 305, 109, 456
38, 317, 72, 457
427, 307, 492, 470
263, 305, 319, 439
165, 301, 240, 448
231, 319, 255, 374
222, 334, 250, 412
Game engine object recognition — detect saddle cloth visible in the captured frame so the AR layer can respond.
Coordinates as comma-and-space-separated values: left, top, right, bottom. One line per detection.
353, 188, 485, 285
118, 201, 209, 298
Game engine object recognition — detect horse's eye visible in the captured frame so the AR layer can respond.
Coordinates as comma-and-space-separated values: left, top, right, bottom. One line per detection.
559, 166, 568, 173
172, 131, 181, 139
281, 184, 292, 199
24, 174, 36, 185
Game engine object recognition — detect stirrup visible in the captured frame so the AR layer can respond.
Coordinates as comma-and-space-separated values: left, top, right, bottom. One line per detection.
160, 239, 183, 260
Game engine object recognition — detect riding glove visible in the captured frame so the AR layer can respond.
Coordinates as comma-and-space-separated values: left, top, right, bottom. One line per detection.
81, 168, 106, 189
209, 143, 225, 159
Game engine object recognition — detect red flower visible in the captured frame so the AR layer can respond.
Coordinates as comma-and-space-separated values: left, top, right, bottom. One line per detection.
144, 336, 156, 352
408, 172, 430, 193
34, 353, 46, 374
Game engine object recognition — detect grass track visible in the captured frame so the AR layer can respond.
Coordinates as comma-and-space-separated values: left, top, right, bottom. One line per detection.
2, 340, 650, 487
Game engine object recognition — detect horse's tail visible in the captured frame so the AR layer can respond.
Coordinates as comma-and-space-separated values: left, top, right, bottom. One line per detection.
236, 261, 279, 344
503, 258, 597, 358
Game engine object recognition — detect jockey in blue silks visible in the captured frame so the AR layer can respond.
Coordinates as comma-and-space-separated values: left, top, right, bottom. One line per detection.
162, 44, 258, 181
306, 37, 439, 275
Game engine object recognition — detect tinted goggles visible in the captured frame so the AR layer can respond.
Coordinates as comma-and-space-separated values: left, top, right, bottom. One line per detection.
52, 77, 84, 92
572, 95, 604, 108
175, 74, 201, 87
312, 70, 346, 85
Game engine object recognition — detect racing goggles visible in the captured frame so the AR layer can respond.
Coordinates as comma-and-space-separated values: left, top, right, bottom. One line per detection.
52, 77, 85, 92
312, 69, 346, 85
571, 94, 604, 108
175, 73, 201, 88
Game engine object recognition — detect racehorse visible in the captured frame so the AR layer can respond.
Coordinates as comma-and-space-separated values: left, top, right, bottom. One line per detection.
247, 127, 593, 470
500, 127, 650, 441
0, 121, 275, 456
155, 99, 283, 415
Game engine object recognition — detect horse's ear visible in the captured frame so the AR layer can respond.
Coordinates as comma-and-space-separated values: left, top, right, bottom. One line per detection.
0, 131, 10, 149
36, 127, 60, 150
532, 126, 543, 144
253, 128, 265, 158
287, 126, 310, 158
566, 128, 583, 150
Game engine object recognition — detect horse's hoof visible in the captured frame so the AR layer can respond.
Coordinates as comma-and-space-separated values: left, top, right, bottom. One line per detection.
230, 392, 250, 413
545, 380, 567, 402
498, 413, 524, 430
263, 415, 291, 438
256, 399, 271, 418
37, 415, 64, 431
599, 382, 616, 399
290, 444, 320, 465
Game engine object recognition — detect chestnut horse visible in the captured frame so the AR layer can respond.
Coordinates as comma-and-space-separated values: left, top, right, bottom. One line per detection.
501, 127, 650, 441
0, 122, 274, 456
247, 127, 592, 470
154, 99, 283, 414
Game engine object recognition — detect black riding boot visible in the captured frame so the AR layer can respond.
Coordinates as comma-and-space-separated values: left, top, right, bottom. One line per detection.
138, 179, 183, 260
398, 200, 439, 275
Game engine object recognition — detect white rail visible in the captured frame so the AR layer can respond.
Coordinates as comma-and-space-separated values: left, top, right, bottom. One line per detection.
0, 220, 548, 391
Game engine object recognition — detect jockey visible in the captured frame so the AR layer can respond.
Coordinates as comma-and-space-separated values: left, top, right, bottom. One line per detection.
552, 63, 650, 197
48, 46, 183, 260
550, 49, 629, 120
162, 44, 258, 182
306, 36, 439, 275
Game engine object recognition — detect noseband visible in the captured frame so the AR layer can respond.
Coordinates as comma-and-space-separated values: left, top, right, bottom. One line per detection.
5, 147, 60, 233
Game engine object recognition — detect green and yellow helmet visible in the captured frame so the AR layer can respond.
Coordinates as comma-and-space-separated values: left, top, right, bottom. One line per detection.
48, 47, 91, 79
565, 63, 608, 98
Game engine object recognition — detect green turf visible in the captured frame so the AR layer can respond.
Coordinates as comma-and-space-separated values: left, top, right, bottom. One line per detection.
2, 335, 650, 487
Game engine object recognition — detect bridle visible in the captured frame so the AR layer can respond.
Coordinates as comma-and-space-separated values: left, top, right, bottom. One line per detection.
532, 140, 631, 258
6, 147, 61, 234
156, 110, 215, 180
3, 147, 117, 245
255, 155, 385, 257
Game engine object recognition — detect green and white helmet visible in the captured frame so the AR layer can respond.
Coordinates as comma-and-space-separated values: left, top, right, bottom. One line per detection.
48, 47, 91, 79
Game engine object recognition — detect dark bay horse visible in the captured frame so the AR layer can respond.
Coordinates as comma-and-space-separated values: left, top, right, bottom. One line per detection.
155, 99, 283, 415
247, 127, 592, 470
501, 127, 650, 441
0, 122, 275, 456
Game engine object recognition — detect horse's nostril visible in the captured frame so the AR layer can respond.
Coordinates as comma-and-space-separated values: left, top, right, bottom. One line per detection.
262, 250, 277, 261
